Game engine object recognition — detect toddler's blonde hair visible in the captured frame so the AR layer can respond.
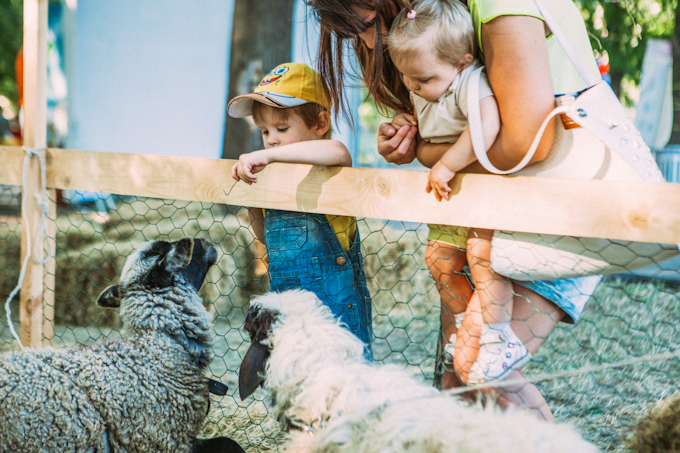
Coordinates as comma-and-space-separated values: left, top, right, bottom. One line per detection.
388, 0, 475, 68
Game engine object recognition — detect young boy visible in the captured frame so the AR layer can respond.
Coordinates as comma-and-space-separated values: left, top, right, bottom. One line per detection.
228, 62, 373, 359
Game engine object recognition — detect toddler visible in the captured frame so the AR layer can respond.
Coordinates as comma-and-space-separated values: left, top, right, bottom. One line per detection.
228, 62, 373, 360
388, 0, 529, 383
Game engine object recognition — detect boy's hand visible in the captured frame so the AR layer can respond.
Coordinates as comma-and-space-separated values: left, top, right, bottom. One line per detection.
426, 161, 456, 202
231, 151, 269, 184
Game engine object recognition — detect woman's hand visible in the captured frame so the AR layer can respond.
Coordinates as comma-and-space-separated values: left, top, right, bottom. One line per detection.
426, 161, 456, 202
231, 151, 269, 184
377, 113, 418, 165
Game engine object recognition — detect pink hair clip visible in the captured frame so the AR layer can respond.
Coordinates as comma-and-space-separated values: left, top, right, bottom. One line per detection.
407, 9, 416, 19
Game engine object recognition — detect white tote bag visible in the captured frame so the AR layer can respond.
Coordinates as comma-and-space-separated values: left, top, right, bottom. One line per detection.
466, 0, 679, 281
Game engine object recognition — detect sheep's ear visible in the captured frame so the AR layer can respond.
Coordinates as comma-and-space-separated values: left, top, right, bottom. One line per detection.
239, 306, 278, 400
239, 330, 269, 400
163, 237, 194, 272
97, 285, 122, 308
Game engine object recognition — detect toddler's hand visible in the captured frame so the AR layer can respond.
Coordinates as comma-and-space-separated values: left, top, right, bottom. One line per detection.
391, 112, 417, 129
426, 162, 456, 202
378, 112, 418, 165
231, 151, 269, 184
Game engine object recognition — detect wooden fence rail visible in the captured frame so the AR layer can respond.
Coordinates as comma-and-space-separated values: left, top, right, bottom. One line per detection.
3, 145, 680, 244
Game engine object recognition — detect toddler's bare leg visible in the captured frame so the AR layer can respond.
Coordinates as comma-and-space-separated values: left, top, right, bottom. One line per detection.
454, 291, 483, 383
426, 240, 472, 389
465, 230, 531, 384
467, 229, 513, 325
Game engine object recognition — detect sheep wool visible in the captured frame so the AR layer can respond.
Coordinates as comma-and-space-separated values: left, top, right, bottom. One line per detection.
239, 289, 599, 453
0, 238, 218, 453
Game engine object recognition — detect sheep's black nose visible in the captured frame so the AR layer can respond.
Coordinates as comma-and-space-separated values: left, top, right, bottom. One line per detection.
206, 244, 218, 267
195, 238, 218, 267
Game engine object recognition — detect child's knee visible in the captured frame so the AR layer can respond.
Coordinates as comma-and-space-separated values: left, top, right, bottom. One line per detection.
468, 228, 494, 242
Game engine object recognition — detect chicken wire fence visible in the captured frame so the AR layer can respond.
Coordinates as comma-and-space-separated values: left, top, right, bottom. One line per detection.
1, 185, 679, 452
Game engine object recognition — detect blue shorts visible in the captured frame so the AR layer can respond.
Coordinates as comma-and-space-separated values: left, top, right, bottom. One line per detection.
514, 275, 601, 324
459, 264, 600, 324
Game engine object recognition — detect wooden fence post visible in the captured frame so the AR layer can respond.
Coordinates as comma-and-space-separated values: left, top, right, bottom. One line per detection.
20, 0, 55, 348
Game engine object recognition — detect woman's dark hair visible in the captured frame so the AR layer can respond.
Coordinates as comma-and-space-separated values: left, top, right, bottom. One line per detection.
306, 0, 411, 120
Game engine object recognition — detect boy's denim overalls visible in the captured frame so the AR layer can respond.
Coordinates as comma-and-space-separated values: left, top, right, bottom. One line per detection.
264, 209, 373, 360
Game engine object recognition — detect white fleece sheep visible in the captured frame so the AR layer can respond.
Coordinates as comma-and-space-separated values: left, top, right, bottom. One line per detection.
238, 289, 598, 453
0, 238, 227, 453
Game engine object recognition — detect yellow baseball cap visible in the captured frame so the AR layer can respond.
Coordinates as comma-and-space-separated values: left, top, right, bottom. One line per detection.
227, 62, 330, 118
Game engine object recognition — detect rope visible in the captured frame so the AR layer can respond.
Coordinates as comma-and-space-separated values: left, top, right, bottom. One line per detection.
364, 350, 680, 417
443, 349, 680, 396
3, 146, 53, 355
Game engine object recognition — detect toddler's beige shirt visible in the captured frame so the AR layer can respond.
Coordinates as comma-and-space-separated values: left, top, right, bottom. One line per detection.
411, 60, 493, 144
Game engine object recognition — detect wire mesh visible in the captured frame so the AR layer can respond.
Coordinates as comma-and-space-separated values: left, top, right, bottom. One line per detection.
0, 186, 678, 452
0, 185, 21, 352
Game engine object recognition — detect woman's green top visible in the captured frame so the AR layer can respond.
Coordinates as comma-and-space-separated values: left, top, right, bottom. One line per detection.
468, 0, 600, 95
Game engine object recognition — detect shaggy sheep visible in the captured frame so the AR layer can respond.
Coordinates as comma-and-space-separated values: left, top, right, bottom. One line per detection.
0, 238, 225, 453
239, 289, 598, 453
628, 392, 680, 453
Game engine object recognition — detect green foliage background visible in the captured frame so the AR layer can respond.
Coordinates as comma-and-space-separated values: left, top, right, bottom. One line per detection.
0, 1, 676, 110
0, 0, 23, 109
576, 0, 676, 105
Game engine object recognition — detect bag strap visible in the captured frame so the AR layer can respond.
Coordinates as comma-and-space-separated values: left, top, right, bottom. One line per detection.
533, 0, 601, 88
468, 66, 568, 174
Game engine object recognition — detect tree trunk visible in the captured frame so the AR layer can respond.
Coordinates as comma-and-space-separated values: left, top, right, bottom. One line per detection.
609, 68, 623, 99
668, 2, 680, 144
222, 0, 296, 159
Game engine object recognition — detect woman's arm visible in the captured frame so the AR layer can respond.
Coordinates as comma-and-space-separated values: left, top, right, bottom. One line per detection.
481, 15, 556, 170
232, 140, 352, 184
416, 141, 451, 169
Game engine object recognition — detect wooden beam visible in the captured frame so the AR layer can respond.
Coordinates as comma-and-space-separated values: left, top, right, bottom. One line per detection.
20, 0, 55, 348
2, 145, 680, 244
0, 146, 24, 186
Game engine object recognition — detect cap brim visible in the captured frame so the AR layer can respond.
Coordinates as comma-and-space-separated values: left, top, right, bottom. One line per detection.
227, 92, 309, 118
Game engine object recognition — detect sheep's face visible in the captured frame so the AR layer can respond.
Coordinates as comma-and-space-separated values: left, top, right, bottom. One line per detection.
239, 290, 367, 401
239, 290, 359, 401
97, 238, 218, 308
